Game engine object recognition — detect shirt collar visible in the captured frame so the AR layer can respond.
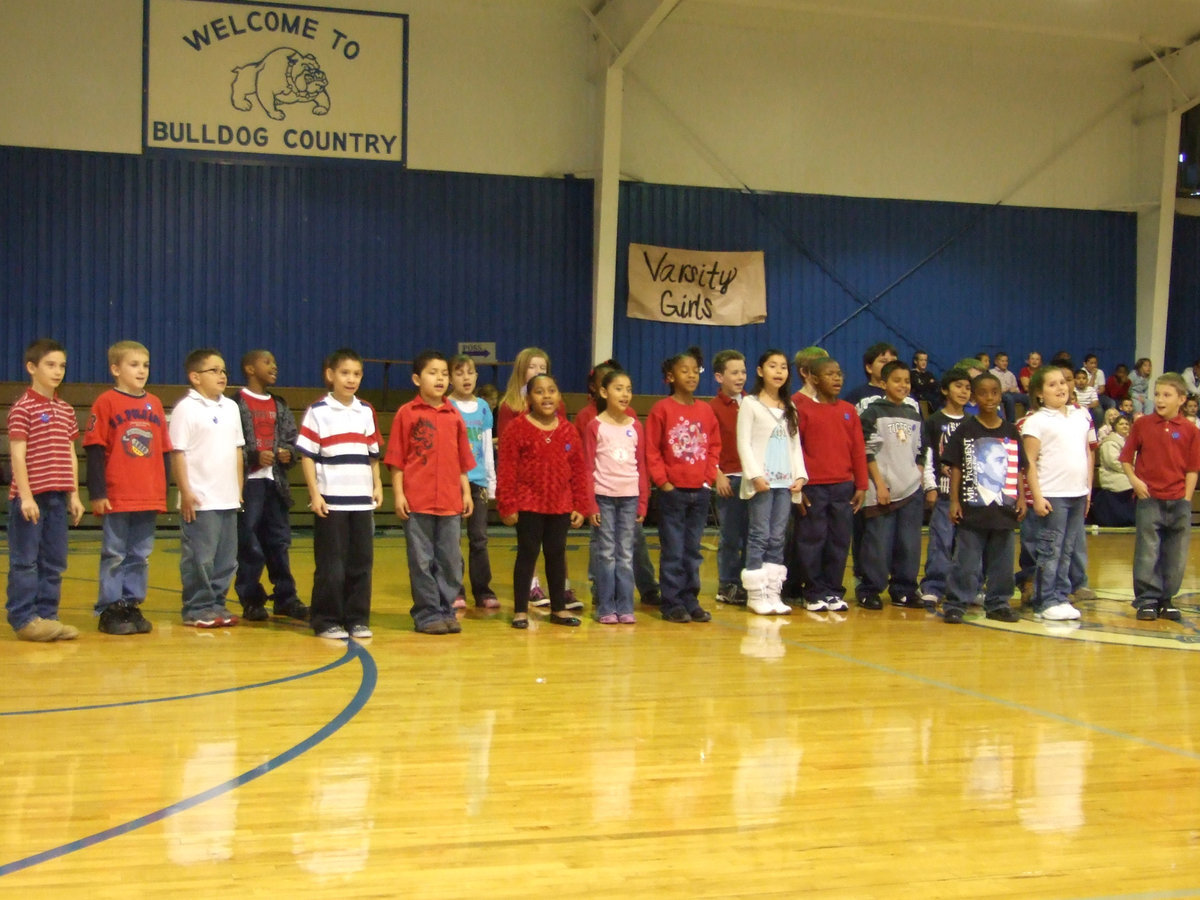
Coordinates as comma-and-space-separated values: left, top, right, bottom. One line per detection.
187, 388, 225, 407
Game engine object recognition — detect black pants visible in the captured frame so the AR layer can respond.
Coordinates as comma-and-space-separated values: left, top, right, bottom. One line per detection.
311, 510, 374, 632
513, 512, 569, 614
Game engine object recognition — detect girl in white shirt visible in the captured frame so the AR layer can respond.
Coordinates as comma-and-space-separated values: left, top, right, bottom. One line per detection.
736, 350, 807, 615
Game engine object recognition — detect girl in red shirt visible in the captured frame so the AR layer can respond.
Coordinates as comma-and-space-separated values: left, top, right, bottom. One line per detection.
497, 374, 591, 629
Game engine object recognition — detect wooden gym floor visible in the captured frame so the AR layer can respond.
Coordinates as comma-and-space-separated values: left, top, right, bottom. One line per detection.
2, 527, 1200, 899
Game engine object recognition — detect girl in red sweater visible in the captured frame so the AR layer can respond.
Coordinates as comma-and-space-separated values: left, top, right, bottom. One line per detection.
497, 374, 591, 629
645, 347, 721, 623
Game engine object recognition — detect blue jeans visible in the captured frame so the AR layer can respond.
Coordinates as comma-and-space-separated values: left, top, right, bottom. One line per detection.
6, 492, 69, 631
1015, 517, 1037, 587
405, 512, 463, 629
945, 526, 1015, 612
715, 477, 749, 584
919, 497, 955, 599
858, 495, 923, 600
1002, 392, 1029, 422
179, 509, 238, 618
656, 487, 710, 615
97, 510, 157, 612
791, 481, 854, 603
1029, 495, 1086, 612
592, 495, 637, 618
745, 487, 791, 570
1132, 497, 1192, 608
633, 524, 658, 595
236, 479, 297, 606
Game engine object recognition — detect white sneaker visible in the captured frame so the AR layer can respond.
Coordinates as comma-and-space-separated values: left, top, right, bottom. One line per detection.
824, 596, 849, 612
804, 597, 828, 612
349, 625, 373, 639
971, 591, 985, 607
920, 592, 939, 607
1039, 602, 1080, 621
317, 625, 349, 639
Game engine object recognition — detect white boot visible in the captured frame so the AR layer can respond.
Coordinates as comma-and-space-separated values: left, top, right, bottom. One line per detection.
741, 568, 773, 615
763, 563, 792, 614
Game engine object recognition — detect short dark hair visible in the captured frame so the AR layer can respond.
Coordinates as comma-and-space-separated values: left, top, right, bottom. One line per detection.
241, 349, 271, 372
972, 372, 1001, 392
25, 338, 65, 366
940, 367, 972, 391
324, 347, 363, 372
184, 348, 223, 373
413, 348, 447, 375
862, 342, 897, 369
880, 360, 909, 380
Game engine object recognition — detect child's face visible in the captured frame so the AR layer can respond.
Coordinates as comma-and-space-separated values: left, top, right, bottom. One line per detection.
1084, 357, 1098, 373
27, 351, 67, 396
523, 356, 548, 384
601, 375, 633, 414
326, 359, 362, 402
245, 353, 277, 387
867, 350, 897, 384
668, 357, 701, 396
1115, 416, 1131, 436
943, 378, 972, 410
1138, 360, 1152, 376
413, 359, 450, 402
913, 353, 928, 371
883, 367, 910, 403
450, 363, 477, 398
812, 364, 843, 402
757, 354, 789, 394
189, 355, 227, 400
993, 355, 1008, 371
1038, 369, 1070, 410
527, 377, 560, 418
1027, 352, 1042, 369
1074, 371, 1089, 390
1154, 383, 1186, 419
111, 351, 150, 394
974, 379, 1002, 417
714, 359, 747, 397
978, 354, 990, 369
1187, 398, 1199, 417
1119, 399, 1134, 415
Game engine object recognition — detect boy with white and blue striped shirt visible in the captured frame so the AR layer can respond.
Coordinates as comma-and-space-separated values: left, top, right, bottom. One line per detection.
297, 348, 382, 639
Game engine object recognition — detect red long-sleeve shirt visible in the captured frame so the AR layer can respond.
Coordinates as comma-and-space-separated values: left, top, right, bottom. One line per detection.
645, 397, 721, 489
497, 414, 591, 518
794, 393, 869, 489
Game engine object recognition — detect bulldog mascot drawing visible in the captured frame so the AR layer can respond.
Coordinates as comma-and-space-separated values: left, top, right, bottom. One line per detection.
231, 47, 330, 120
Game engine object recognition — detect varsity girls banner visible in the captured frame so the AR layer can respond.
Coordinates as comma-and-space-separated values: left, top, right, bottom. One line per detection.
627, 244, 767, 326
144, 0, 408, 163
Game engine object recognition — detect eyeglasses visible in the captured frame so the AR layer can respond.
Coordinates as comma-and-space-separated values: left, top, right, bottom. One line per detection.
198, 368, 227, 376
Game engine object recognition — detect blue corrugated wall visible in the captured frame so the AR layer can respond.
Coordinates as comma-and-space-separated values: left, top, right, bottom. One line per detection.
0, 147, 594, 394
1169, 215, 1200, 373
3, 146, 1149, 399
616, 182, 1137, 393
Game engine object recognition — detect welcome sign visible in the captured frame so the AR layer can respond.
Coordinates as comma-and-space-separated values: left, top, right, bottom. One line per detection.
144, 0, 407, 163
627, 244, 767, 327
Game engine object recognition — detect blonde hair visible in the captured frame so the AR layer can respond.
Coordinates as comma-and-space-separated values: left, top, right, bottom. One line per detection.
501, 347, 550, 414
108, 340, 149, 368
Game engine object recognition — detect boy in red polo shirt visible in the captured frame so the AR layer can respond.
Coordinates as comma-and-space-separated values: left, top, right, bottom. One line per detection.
385, 350, 476, 635
709, 349, 748, 605
1119, 372, 1200, 621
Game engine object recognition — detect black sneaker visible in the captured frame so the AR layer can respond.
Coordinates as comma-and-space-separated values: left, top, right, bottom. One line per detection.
1159, 602, 1182, 621
1136, 605, 1159, 621
735, 585, 748, 602
986, 606, 1020, 623
661, 607, 691, 623
98, 602, 138, 635
690, 607, 712, 622
715, 583, 744, 605
891, 594, 925, 609
943, 607, 964, 624
272, 596, 310, 622
641, 588, 662, 607
241, 602, 269, 622
858, 594, 883, 610
126, 604, 154, 634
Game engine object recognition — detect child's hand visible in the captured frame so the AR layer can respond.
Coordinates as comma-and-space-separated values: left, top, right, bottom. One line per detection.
180, 490, 197, 523
850, 490, 866, 513
589, 512, 601, 527
310, 495, 329, 518
91, 498, 112, 517
714, 472, 732, 497
789, 477, 806, 494
1033, 496, 1052, 516
501, 512, 518, 526
636, 515, 644, 524
1016, 497, 1027, 522
462, 490, 474, 518
257, 449, 276, 468
660, 482, 675, 492
949, 500, 963, 524
276, 448, 292, 465
68, 492, 85, 526
1130, 476, 1150, 500
751, 476, 770, 494
394, 490, 410, 520
569, 511, 584, 528
19, 497, 39, 523
924, 489, 938, 507
797, 489, 811, 516
875, 482, 891, 506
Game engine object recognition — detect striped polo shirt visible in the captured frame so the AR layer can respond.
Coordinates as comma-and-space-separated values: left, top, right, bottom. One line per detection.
296, 394, 381, 512
7, 388, 79, 499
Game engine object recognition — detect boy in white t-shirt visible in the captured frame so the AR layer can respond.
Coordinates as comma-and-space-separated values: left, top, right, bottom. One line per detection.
170, 349, 245, 627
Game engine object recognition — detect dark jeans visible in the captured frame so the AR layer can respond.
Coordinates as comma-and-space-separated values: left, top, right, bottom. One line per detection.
311, 510, 374, 633
919, 496, 954, 599
714, 477, 749, 583
513, 512, 570, 615
1132, 497, 1192, 608
790, 481, 854, 603
6, 492, 69, 631
464, 483, 493, 600
858, 495, 923, 600
236, 478, 298, 607
945, 526, 1015, 612
656, 487, 710, 615
405, 512, 462, 629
